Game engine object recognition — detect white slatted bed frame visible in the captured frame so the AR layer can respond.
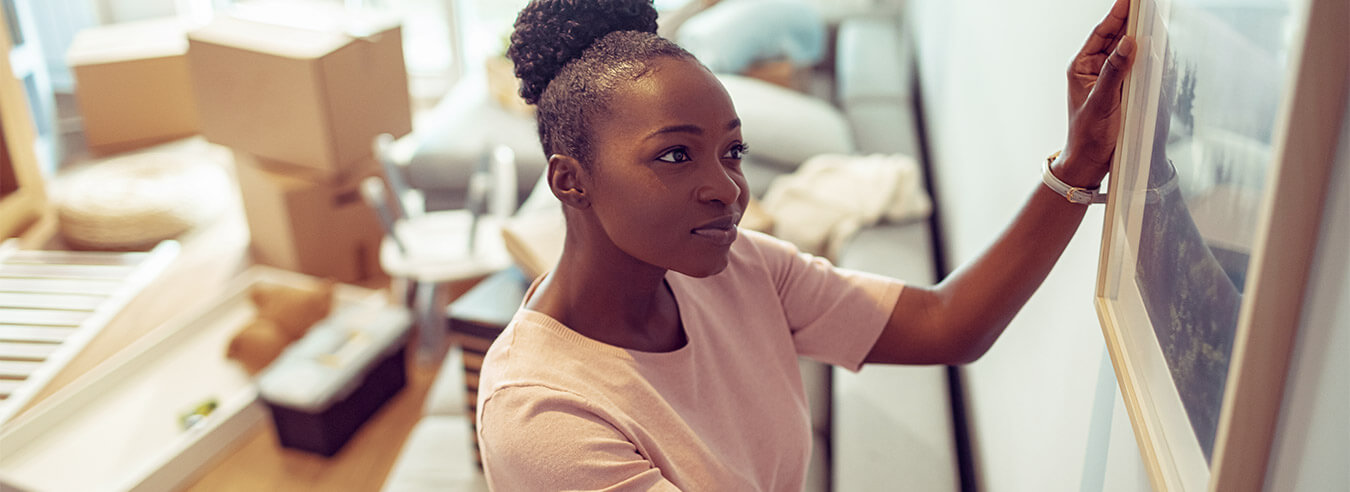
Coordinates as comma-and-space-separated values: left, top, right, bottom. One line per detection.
0, 239, 179, 424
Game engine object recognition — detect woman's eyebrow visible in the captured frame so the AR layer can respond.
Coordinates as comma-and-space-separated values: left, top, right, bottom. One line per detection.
647, 124, 703, 139
645, 118, 742, 140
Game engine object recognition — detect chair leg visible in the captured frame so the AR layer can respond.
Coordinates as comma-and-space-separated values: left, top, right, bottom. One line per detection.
413, 280, 448, 365
390, 276, 414, 308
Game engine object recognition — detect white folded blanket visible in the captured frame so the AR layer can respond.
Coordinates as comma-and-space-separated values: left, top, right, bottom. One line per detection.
759, 153, 932, 259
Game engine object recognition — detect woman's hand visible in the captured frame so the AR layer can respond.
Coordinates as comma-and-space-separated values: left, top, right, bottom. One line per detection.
1059, 0, 1135, 187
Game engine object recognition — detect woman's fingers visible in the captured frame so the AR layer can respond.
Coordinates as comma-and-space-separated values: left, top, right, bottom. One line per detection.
1069, 0, 1133, 109
1063, 1, 1137, 171
1081, 0, 1131, 56
1086, 36, 1136, 113
1071, 35, 1135, 168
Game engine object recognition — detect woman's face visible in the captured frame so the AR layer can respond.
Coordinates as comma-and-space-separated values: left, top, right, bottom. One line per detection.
580, 55, 749, 278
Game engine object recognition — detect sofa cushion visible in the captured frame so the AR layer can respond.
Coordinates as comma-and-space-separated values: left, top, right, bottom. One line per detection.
717, 74, 856, 170
836, 222, 938, 284
845, 104, 922, 157
835, 17, 911, 105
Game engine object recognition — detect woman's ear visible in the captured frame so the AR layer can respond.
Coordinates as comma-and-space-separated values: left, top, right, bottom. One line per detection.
548, 154, 590, 209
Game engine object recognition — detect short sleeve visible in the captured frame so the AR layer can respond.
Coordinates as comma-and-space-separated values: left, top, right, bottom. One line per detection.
744, 230, 903, 371
478, 384, 682, 491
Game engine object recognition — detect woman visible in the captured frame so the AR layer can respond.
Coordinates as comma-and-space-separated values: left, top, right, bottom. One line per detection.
477, 0, 1135, 489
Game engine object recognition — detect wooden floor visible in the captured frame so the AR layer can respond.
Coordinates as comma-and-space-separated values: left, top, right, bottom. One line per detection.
184, 348, 442, 492
15, 137, 455, 492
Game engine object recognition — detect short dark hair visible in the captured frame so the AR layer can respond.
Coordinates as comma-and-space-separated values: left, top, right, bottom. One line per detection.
509, 0, 694, 166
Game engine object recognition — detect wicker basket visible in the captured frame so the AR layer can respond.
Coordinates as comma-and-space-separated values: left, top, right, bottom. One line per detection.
55, 151, 229, 250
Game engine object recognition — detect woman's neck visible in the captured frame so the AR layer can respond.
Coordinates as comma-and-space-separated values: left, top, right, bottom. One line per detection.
526, 236, 686, 352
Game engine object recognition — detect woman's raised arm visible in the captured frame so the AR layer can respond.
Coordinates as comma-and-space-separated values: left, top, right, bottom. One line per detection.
866, 0, 1135, 365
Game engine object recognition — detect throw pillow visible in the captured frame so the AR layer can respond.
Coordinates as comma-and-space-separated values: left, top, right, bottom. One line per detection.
675, 0, 827, 74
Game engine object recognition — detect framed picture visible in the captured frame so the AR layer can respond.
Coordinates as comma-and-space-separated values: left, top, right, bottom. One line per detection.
1094, 0, 1347, 490
0, 2, 46, 240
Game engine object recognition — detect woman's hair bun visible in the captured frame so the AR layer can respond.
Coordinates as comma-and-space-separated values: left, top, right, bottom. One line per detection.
509, 0, 659, 104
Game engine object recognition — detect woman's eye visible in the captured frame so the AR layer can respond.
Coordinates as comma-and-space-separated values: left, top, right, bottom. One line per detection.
657, 148, 692, 163
723, 143, 750, 160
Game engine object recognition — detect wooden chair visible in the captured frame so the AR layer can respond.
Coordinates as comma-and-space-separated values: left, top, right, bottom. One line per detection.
360, 134, 517, 363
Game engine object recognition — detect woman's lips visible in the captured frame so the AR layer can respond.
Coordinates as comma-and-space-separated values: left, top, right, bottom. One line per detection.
692, 215, 740, 246
692, 226, 738, 246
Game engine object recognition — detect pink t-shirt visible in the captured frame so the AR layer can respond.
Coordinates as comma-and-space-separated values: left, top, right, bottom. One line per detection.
476, 229, 903, 490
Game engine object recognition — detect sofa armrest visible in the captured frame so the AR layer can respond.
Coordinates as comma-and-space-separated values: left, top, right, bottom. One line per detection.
834, 17, 923, 160
402, 70, 547, 212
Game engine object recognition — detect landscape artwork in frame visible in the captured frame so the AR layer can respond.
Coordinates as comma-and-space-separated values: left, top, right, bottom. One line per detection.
1094, 0, 1347, 490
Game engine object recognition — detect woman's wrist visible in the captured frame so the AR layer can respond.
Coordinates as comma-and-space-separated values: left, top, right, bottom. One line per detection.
1041, 150, 1109, 205
1049, 149, 1109, 189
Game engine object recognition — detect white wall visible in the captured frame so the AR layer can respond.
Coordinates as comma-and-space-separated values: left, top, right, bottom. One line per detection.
906, 0, 1349, 490
907, 0, 1115, 489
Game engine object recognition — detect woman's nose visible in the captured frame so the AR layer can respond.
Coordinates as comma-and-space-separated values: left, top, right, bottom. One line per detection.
695, 161, 743, 205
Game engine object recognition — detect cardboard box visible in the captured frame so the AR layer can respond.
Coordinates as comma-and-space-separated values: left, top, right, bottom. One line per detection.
188, 6, 412, 179
67, 18, 199, 154
233, 151, 386, 284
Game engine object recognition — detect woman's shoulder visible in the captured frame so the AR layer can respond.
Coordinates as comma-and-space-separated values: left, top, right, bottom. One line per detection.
734, 226, 790, 250
476, 312, 654, 444
728, 226, 801, 266
478, 310, 637, 402
719, 226, 818, 285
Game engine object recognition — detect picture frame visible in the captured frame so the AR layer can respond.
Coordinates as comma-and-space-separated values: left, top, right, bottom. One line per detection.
0, 3, 46, 240
1094, 0, 1347, 490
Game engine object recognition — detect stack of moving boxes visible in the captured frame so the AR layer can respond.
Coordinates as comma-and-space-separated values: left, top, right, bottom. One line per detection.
67, 18, 200, 155
185, 6, 413, 284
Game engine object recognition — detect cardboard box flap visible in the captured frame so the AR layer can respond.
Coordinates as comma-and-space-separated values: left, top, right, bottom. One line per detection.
229, 2, 401, 40
189, 16, 356, 60
67, 18, 189, 66
189, 38, 333, 163
187, 2, 410, 175
318, 27, 412, 167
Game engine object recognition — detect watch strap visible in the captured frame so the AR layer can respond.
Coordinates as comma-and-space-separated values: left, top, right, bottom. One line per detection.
1042, 151, 1107, 204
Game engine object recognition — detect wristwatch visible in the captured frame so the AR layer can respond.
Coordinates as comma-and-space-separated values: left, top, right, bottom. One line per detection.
1042, 151, 1107, 204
